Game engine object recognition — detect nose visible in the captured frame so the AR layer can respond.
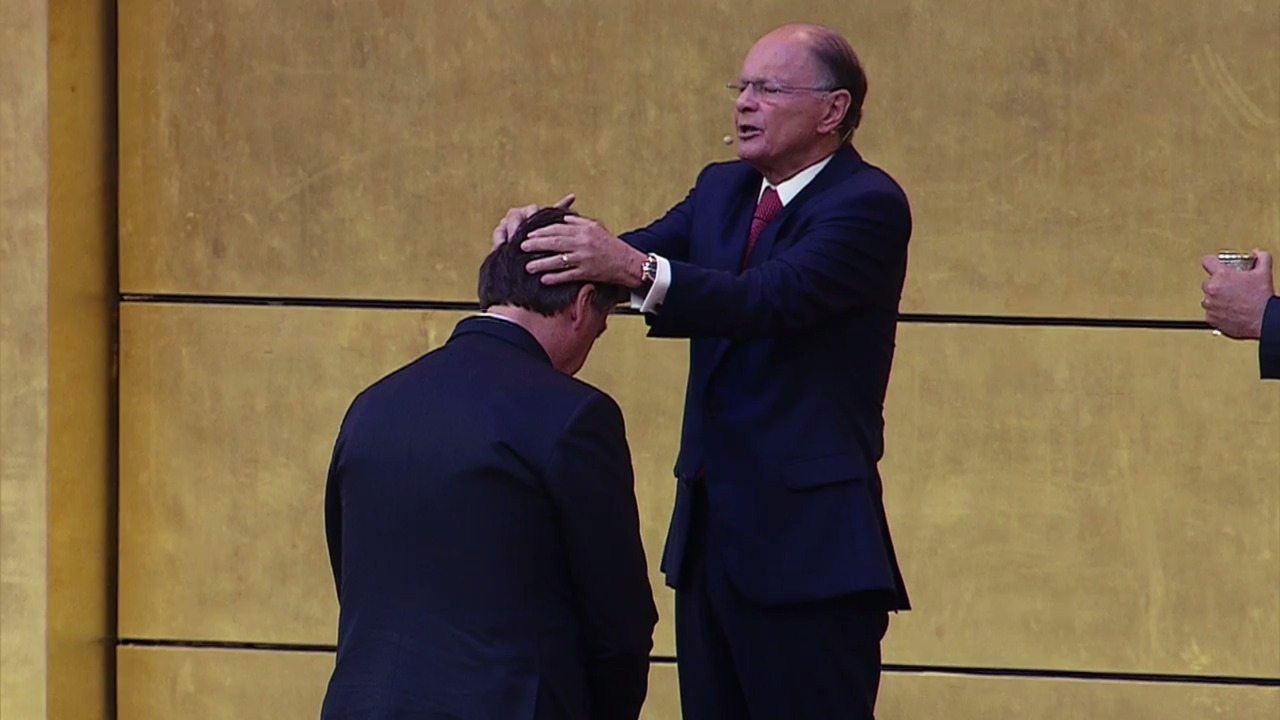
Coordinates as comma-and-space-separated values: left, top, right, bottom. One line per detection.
735, 88, 758, 114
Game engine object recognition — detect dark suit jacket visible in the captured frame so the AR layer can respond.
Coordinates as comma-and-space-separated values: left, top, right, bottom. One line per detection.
1261, 296, 1279, 380
321, 316, 657, 720
621, 145, 912, 610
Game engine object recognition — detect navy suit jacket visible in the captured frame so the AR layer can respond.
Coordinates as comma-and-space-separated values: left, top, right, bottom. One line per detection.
621, 145, 912, 610
1261, 296, 1280, 380
322, 317, 657, 720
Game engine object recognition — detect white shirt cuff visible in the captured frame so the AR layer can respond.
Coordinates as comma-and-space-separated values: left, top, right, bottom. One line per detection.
630, 255, 671, 313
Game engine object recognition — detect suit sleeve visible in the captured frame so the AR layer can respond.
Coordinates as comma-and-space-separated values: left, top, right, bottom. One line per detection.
619, 177, 700, 262
1261, 296, 1280, 380
545, 393, 658, 720
324, 430, 345, 599
325, 402, 359, 599
644, 188, 911, 340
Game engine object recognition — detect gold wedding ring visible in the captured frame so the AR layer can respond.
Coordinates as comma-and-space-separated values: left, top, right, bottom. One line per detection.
560, 253, 571, 268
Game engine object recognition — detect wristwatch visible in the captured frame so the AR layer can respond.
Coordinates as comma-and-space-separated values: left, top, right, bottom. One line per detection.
640, 253, 659, 286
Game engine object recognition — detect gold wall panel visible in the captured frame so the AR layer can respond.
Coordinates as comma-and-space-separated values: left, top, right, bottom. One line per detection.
120, 1, 1277, 317
0, 0, 50, 716
117, 647, 332, 719
882, 323, 1279, 677
873, 2, 1280, 319
116, 647, 680, 719
116, 646, 1277, 719
639, 664, 680, 720
118, 0, 742, 300
120, 303, 1277, 678
47, 0, 117, 718
118, 305, 684, 652
876, 673, 1280, 719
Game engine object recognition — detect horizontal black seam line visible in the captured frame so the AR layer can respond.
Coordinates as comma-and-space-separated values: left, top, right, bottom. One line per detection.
118, 293, 1211, 331
119, 293, 483, 312
120, 638, 337, 653
115, 639, 678, 664
898, 315, 1209, 330
114, 640, 1278, 688
881, 664, 1280, 688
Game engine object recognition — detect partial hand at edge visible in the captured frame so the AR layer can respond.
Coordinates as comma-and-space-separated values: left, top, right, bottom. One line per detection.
1201, 249, 1275, 339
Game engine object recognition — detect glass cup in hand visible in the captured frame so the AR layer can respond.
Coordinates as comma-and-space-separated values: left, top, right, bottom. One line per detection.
1210, 251, 1257, 336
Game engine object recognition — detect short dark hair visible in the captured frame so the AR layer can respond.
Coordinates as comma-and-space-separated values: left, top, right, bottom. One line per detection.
478, 207, 627, 316
809, 31, 867, 142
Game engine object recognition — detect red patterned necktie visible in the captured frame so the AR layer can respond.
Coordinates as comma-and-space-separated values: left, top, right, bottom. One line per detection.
742, 186, 783, 269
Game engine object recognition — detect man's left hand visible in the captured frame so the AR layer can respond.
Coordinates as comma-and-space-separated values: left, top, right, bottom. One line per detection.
1201, 250, 1275, 339
521, 215, 647, 289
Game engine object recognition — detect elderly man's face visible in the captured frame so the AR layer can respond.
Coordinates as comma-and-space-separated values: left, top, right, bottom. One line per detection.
732, 34, 834, 182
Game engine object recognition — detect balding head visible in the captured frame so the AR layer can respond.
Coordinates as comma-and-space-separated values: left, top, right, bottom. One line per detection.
731, 24, 864, 182
801, 26, 867, 139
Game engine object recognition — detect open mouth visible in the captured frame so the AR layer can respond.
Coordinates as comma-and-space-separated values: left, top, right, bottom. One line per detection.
737, 125, 762, 141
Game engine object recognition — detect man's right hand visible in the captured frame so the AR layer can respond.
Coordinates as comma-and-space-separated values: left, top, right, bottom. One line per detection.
491, 194, 576, 249
1201, 249, 1275, 339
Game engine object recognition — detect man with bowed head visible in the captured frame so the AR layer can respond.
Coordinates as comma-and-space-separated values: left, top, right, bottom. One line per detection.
494, 23, 912, 720
322, 207, 657, 720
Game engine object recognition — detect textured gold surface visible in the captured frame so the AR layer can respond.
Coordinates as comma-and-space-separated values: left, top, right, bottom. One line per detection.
118, 306, 682, 652
881, 323, 1279, 677
876, 673, 1280, 719
869, 2, 1280, 319
0, 0, 50, 717
115, 646, 1278, 719
117, 647, 332, 719
118, 0, 1278, 319
47, 1, 117, 718
639, 664, 680, 720
115, 647, 681, 719
118, 304, 436, 645
117, 0, 740, 301
119, 304, 1278, 677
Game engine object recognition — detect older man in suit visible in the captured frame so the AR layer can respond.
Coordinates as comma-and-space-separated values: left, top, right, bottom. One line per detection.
495, 23, 912, 720
321, 208, 658, 720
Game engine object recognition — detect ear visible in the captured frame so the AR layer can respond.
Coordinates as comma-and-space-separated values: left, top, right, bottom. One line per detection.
569, 284, 596, 330
818, 89, 851, 136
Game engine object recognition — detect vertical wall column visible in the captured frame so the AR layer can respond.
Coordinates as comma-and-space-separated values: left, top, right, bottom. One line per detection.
1, 1, 117, 719
0, 0, 52, 717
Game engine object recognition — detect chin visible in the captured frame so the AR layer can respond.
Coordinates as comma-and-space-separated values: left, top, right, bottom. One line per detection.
735, 139, 767, 163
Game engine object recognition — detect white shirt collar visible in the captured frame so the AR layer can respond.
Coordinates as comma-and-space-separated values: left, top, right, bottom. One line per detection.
758, 153, 835, 206
478, 311, 518, 323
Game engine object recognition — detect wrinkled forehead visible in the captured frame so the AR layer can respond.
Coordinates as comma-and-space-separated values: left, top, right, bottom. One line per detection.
739, 36, 822, 84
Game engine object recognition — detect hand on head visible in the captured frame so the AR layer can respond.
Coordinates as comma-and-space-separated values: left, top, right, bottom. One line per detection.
489, 195, 645, 290
519, 215, 645, 289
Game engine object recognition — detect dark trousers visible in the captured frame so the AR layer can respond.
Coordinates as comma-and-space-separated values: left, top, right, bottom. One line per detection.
674, 484, 889, 720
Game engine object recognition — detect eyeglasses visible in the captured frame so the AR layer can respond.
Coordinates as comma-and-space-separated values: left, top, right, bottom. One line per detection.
726, 80, 834, 101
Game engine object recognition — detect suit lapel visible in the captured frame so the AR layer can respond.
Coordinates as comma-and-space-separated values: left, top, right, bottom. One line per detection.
702, 147, 865, 383
692, 172, 760, 392
709, 171, 761, 272
742, 146, 863, 271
